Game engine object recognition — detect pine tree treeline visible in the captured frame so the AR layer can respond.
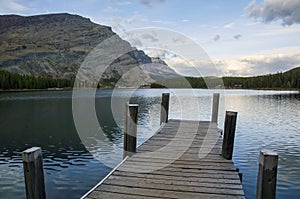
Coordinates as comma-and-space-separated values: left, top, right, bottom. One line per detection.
222, 67, 300, 89
151, 67, 300, 89
1, 67, 300, 90
0, 70, 74, 90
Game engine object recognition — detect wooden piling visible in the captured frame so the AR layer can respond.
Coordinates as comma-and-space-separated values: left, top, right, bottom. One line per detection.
22, 147, 46, 199
238, 172, 243, 182
160, 93, 170, 125
256, 150, 278, 199
211, 93, 220, 124
83, 119, 246, 198
124, 103, 138, 158
222, 111, 238, 160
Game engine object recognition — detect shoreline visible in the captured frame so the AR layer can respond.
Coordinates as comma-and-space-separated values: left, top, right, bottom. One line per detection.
1, 87, 299, 93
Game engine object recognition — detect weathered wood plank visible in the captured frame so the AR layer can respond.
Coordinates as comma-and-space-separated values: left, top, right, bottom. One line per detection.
103, 178, 245, 195
107, 174, 244, 189
130, 153, 234, 163
116, 168, 241, 179
113, 171, 243, 184
126, 158, 232, 169
125, 158, 235, 165
137, 147, 221, 154
91, 184, 245, 199
86, 191, 164, 199
119, 161, 237, 171
83, 120, 245, 199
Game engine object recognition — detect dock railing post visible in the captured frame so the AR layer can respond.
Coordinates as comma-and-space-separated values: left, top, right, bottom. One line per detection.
124, 103, 138, 158
222, 111, 237, 160
160, 93, 170, 125
22, 147, 46, 199
256, 150, 278, 199
211, 93, 220, 124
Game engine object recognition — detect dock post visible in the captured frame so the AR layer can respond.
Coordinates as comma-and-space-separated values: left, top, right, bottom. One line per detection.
124, 103, 138, 158
211, 93, 220, 124
160, 93, 170, 125
222, 111, 237, 160
236, 168, 243, 182
22, 147, 46, 199
256, 150, 278, 199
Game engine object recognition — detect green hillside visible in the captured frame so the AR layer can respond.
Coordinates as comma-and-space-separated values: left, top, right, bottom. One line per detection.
222, 67, 300, 89
151, 67, 300, 90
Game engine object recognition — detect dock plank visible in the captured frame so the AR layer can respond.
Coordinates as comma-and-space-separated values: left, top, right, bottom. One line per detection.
82, 119, 245, 199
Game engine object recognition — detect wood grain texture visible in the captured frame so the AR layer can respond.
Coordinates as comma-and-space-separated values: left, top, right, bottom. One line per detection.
83, 120, 245, 199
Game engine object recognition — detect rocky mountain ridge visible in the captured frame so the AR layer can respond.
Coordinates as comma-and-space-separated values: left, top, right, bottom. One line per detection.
0, 13, 178, 86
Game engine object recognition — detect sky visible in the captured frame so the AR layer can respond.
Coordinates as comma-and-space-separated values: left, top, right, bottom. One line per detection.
1, 0, 300, 76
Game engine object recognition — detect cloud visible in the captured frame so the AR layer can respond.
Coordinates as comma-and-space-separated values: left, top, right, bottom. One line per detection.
245, 0, 300, 26
143, 48, 300, 77
151, 20, 177, 26
233, 34, 242, 40
103, 6, 118, 13
0, 0, 29, 13
142, 33, 159, 42
215, 53, 300, 76
139, 0, 166, 7
97, 14, 147, 32
181, 19, 189, 22
213, 34, 220, 41
163, 56, 219, 77
143, 49, 218, 77
224, 22, 235, 28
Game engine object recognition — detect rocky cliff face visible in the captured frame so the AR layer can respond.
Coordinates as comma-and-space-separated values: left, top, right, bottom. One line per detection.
0, 13, 178, 86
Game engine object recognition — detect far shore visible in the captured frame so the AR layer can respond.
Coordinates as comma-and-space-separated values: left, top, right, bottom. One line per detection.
1, 87, 299, 93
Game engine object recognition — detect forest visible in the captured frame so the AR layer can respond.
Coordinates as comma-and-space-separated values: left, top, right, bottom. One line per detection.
0, 70, 74, 90
151, 67, 300, 89
1, 67, 299, 90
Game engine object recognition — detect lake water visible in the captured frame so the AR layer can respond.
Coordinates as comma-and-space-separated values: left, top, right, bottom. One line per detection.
0, 89, 299, 199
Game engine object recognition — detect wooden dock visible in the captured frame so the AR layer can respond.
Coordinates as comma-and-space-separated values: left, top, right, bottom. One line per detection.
20, 92, 280, 199
82, 119, 245, 199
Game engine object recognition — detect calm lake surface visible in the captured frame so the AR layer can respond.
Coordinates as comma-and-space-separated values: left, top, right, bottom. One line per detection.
0, 89, 299, 199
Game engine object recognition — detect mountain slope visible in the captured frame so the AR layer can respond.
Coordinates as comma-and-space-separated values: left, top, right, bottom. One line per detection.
0, 13, 178, 86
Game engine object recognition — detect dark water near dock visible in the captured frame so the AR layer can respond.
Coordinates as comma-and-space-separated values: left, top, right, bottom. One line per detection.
0, 89, 299, 199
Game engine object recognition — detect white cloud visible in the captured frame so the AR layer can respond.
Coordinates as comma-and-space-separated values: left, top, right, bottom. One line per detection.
0, 0, 29, 13
94, 14, 147, 32
164, 56, 219, 77
245, 0, 300, 26
215, 53, 300, 76
224, 22, 235, 28
142, 49, 218, 77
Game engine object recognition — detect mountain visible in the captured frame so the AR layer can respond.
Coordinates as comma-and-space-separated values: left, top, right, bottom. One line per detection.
0, 13, 179, 87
